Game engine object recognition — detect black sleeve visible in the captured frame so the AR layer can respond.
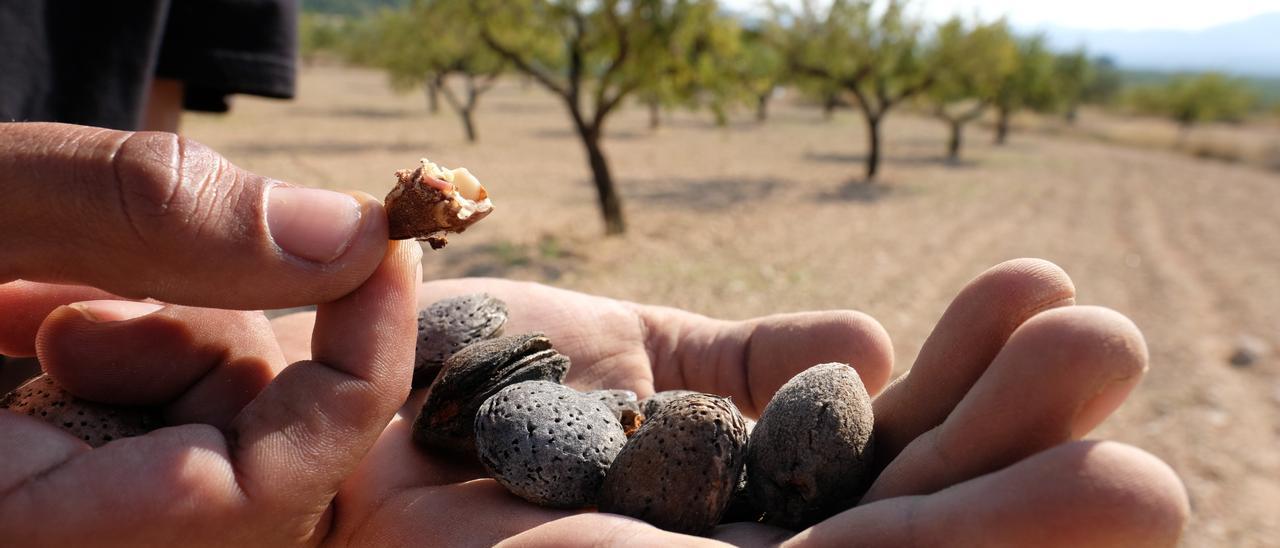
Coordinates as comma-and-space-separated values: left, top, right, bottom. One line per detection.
0, 1, 170, 129
0, 0, 297, 129
155, 0, 299, 113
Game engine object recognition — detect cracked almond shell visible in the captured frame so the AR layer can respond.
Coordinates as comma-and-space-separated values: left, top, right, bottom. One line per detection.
385, 158, 493, 248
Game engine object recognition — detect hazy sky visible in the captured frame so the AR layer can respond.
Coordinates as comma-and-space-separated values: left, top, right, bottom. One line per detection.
725, 0, 1280, 31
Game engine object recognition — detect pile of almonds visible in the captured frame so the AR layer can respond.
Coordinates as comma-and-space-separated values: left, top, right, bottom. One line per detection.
412, 294, 876, 535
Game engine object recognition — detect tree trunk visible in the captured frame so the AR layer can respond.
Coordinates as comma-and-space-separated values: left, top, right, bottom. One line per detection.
711, 104, 728, 128
459, 108, 477, 143
755, 92, 770, 123
823, 93, 838, 121
865, 115, 882, 181
995, 107, 1010, 145
648, 100, 660, 131
579, 127, 626, 235
459, 76, 478, 143
947, 120, 963, 162
425, 76, 441, 114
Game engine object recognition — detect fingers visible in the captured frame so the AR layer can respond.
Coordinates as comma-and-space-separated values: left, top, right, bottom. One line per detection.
499, 513, 728, 548
871, 258, 1076, 465
640, 307, 894, 418
787, 441, 1188, 548
0, 412, 89, 495
230, 240, 420, 521
0, 424, 246, 545
34, 300, 286, 428
0, 122, 389, 309
863, 306, 1147, 503
0, 281, 116, 356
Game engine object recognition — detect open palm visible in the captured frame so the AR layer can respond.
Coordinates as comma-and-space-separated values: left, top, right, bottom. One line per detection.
275, 259, 1187, 547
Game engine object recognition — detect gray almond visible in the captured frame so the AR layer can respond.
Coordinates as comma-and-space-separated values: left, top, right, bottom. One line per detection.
475, 381, 626, 508
583, 389, 641, 421
0, 373, 161, 448
414, 293, 508, 388
413, 333, 570, 454
639, 389, 698, 418
599, 394, 748, 535
747, 363, 875, 530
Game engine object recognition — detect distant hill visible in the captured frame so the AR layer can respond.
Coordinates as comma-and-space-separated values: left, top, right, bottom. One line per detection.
302, 0, 406, 16
1039, 12, 1280, 77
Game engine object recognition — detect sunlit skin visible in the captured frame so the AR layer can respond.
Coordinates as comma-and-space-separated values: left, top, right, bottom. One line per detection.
0, 122, 1188, 545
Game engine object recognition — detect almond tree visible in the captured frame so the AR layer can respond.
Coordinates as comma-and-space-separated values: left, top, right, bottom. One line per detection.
924, 16, 1015, 161
991, 35, 1056, 145
779, 0, 932, 181
475, 0, 719, 234
365, 1, 506, 142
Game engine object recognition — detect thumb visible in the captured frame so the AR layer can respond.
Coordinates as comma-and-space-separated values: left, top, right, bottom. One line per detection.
0, 122, 389, 309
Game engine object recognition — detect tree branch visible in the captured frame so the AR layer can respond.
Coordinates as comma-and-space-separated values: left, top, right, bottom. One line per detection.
480, 29, 570, 99
593, 0, 630, 117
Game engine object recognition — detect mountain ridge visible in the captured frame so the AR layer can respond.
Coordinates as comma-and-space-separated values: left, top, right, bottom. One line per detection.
1035, 12, 1280, 76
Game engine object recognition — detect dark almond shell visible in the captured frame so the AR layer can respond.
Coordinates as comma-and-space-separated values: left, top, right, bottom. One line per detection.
639, 389, 698, 418
414, 293, 508, 388
475, 381, 627, 508
413, 333, 569, 454
1, 374, 161, 448
583, 389, 642, 421
598, 394, 748, 536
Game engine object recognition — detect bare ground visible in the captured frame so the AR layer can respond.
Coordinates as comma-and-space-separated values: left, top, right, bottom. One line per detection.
186, 65, 1280, 547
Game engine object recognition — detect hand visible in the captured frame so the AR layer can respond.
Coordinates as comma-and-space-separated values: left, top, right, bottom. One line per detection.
0, 122, 420, 545
270, 259, 1189, 547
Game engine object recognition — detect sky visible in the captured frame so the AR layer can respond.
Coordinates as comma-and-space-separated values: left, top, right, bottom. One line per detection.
724, 0, 1280, 31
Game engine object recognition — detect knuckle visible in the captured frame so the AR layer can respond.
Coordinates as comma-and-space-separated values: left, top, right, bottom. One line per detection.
111, 132, 243, 243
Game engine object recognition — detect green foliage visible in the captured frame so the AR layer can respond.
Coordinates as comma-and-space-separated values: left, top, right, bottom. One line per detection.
784, 0, 931, 113
776, 0, 933, 178
734, 27, 787, 102
299, 13, 349, 63
925, 16, 1015, 116
474, 0, 740, 233
1051, 49, 1092, 116
1124, 73, 1256, 127
994, 35, 1059, 115
1082, 56, 1123, 105
302, 0, 406, 16
631, 1, 746, 123
352, 1, 504, 93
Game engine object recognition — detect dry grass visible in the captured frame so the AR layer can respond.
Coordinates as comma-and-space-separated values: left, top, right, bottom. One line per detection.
1022, 107, 1280, 172
187, 65, 1280, 547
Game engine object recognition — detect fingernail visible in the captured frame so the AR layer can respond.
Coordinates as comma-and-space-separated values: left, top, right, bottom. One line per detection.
266, 186, 363, 263
70, 301, 164, 323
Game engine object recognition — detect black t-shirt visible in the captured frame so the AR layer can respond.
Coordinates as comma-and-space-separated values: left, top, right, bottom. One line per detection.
0, 0, 298, 130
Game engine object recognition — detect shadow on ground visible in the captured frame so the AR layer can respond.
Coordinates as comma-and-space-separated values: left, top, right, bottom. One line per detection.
625, 177, 781, 210
289, 106, 422, 119
439, 236, 579, 280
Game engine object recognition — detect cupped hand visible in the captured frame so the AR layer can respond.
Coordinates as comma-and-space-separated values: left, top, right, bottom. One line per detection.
268, 259, 1188, 547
